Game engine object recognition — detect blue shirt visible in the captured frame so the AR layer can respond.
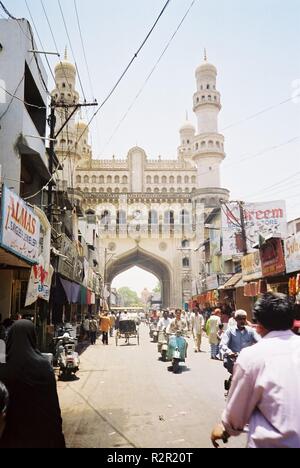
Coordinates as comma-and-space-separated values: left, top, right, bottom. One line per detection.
220, 326, 260, 355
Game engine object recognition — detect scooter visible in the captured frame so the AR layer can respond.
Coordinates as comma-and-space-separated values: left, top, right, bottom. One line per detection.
56, 333, 80, 379
167, 331, 188, 373
149, 321, 158, 341
223, 353, 238, 398
157, 331, 169, 361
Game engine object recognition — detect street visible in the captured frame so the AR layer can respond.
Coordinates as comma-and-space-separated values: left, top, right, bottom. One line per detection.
57, 325, 246, 449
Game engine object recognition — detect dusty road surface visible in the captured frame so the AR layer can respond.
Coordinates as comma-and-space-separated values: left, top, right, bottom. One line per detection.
57, 324, 247, 449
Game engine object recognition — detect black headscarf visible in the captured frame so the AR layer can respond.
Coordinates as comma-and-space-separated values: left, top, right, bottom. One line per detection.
5, 320, 52, 386
0, 320, 66, 448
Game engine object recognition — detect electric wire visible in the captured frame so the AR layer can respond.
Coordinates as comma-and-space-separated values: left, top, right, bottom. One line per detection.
101, 0, 197, 153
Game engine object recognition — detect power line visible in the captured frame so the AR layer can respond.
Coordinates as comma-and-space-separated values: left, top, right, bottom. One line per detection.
89, 0, 172, 124
57, 0, 87, 102
221, 97, 294, 132
243, 171, 300, 199
101, 0, 197, 153
0, 85, 47, 109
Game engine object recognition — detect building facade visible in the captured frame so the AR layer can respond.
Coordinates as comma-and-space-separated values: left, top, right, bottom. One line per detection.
52, 53, 230, 308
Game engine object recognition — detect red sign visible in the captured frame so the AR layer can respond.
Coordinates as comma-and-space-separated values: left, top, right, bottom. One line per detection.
260, 238, 286, 277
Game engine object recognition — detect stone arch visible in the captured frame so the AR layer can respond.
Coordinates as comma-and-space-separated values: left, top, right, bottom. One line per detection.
106, 247, 172, 308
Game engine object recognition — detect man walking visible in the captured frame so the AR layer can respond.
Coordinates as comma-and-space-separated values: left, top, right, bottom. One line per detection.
100, 311, 111, 345
211, 293, 300, 448
191, 307, 205, 353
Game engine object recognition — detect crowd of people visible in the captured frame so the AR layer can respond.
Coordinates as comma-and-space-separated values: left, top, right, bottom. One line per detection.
0, 293, 299, 448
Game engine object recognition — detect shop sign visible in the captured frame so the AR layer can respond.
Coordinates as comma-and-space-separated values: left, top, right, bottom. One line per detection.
25, 207, 52, 306
218, 274, 234, 286
206, 275, 219, 291
285, 232, 300, 274
0, 186, 40, 263
260, 238, 286, 277
242, 251, 262, 281
57, 234, 78, 281
222, 200, 287, 256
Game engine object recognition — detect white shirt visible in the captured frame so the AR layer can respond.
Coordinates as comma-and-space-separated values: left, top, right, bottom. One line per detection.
157, 317, 171, 331
222, 330, 300, 448
191, 313, 205, 335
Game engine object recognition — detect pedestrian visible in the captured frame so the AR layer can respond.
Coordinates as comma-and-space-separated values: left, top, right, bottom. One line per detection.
191, 307, 205, 353
0, 381, 8, 440
211, 293, 300, 449
0, 320, 66, 448
109, 312, 116, 337
89, 316, 98, 345
216, 324, 224, 360
83, 315, 90, 342
100, 311, 111, 345
206, 308, 221, 359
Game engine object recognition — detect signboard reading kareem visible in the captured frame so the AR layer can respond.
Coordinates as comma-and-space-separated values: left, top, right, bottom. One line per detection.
0, 186, 40, 263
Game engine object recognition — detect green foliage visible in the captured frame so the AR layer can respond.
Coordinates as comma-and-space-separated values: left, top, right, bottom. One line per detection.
152, 282, 161, 294
117, 287, 143, 307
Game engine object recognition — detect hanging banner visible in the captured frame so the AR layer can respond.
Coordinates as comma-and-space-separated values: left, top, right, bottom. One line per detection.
25, 207, 52, 306
222, 200, 287, 256
285, 232, 300, 274
0, 186, 40, 263
241, 251, 262, 282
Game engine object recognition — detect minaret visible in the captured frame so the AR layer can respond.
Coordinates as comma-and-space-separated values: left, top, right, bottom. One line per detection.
178, 113, 195, 161
192, 52, 225, 189
51, 49, 82, 189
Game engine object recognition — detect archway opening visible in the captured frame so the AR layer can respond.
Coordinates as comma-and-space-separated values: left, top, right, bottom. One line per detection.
106, 248, 171, 308
112, 267, 161, 309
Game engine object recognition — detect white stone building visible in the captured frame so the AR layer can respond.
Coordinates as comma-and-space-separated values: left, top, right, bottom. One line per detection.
52, 53, 230, 308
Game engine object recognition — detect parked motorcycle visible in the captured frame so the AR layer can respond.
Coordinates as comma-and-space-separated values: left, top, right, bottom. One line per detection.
56, 333, 80, 379
167, 331, 188, 373
157, 331, 169, 361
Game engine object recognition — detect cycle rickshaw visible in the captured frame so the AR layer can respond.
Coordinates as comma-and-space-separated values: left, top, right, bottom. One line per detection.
115, 319, 140, 346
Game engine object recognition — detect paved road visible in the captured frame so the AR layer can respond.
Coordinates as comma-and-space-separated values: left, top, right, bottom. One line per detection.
57, 324, 246, 449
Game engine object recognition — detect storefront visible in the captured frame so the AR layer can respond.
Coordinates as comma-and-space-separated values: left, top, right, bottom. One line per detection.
285, 232, 300, 302
0, 186, 40, 320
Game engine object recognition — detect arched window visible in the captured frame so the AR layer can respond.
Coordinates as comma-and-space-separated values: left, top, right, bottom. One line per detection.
122, 188, 127, 193
177, 176, 182, 184
122, 175, 128, 184
154, 188, 160, 193
99, 175, 104, 184
149, 210, 158, 225
182, 240, 189, 248
84, 176, 89, 184
195, 143, 199, 150
164, 211, 175, 225
115, 188, 120, 193
91, 187, 97, 193
169, 176, 175, 184
183, 257, 190, 268
84, 187, 89, 193
92, 176, 97, 184
146, 176, 152, 184
207, 84, 210, 90
117, 210, 127, 225
201, 141, 206, 148
115, 176, 120, 184
216, 141, 220, 148
191, 176, 196, 184
170, 188, 175, 194
99, 188, 104, 193
181, 209, 191, 226
107, 176, 112, 183
154, 176, 159, 184
146, 188, 151, 193
208, 95, 212, 101
107, 188, 112, 193
162, 176, 167, 184
76, 175, 81, 184
185, 188, 189, 193
184, 176, 189, 184
208, 140, 214, 148
100, 210, 111, 226
162, 188, 167, 193
177, 187, 182, 193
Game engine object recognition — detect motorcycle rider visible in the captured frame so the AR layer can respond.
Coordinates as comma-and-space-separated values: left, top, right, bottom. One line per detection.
157, 310, 171, 332
220, 310, 260, 374
166, 309, 188, 335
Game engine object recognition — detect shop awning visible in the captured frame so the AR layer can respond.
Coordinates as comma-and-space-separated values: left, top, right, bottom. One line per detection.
0, 247, 32, 269
219, 273, 242, 290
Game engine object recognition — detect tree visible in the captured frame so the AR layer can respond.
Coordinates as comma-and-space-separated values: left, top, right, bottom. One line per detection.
117, 287, 143, 307
152, 282, 161, 294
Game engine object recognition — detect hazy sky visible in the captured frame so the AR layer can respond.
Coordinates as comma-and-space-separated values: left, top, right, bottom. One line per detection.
112, 267, 158, 296
3, 0, 300, 292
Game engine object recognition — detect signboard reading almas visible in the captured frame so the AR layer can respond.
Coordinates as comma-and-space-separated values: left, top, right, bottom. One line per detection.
0, 186, 40, 263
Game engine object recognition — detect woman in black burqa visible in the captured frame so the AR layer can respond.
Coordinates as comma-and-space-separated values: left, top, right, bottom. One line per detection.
0, 320, 66, 448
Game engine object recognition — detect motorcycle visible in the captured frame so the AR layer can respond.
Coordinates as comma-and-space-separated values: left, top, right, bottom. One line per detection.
223, 353, 238, 397
157, 331, 169, 361
167, 331, 188, 373
149, 322, 158, 342
55, 333, 80, 379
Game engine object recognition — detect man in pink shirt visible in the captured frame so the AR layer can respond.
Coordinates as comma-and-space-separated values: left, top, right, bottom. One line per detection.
211, 293, 300, 448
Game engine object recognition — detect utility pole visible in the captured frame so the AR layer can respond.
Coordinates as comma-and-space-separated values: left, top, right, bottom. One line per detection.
238, 201, 248, 255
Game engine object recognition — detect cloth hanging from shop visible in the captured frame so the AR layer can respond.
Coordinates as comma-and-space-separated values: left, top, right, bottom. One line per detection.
81, 286, 87, 305
59, 278, 80, 304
